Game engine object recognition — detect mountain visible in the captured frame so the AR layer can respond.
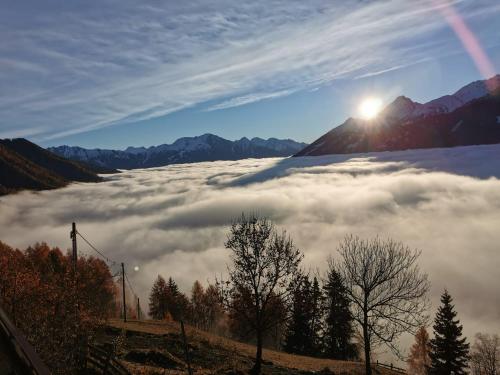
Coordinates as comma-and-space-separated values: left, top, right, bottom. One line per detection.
49, 134, 308, 170
296, 75, 500, 156
0, 138, 102, 195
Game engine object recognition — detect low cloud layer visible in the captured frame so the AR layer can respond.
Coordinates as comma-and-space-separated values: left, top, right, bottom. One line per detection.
1, 144, 500, 358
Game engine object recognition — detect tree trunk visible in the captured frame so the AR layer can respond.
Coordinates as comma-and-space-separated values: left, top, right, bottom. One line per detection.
363, 314, 371, 375
252, 329, 263, 375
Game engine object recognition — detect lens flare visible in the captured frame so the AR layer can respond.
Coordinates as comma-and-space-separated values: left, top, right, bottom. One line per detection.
359, 97, 382, 120
438, 1, 495, 85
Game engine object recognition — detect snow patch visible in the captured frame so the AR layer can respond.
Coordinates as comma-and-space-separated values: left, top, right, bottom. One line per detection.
452, 120, 463, 132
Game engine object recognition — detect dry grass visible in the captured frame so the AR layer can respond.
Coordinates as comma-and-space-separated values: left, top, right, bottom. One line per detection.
107, 319, 401, 375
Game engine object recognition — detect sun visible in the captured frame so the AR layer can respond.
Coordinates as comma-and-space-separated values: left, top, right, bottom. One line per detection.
359, 97, 383, 120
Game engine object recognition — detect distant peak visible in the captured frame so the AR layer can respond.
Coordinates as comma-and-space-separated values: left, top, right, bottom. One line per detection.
392, 95, 414, 103
381, 95, 421, 120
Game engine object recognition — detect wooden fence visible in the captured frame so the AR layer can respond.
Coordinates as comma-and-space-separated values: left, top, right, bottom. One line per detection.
0, 306, 51, 375
374, 360, 407, 374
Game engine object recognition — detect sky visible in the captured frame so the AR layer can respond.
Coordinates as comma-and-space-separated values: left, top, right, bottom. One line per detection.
1, 0, 500, 149
1, 143, 499, 361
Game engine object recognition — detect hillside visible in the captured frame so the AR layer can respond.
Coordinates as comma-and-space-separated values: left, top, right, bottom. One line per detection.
101, 319, 403, 375
0, 138, 103, 195
49, 134, 308, 170
296, 75, 500, 157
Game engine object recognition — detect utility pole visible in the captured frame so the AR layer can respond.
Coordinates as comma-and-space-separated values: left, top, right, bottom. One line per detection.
137, 297, 140, 321
71, 222, 77, 273
70, 222, 81, 366
121, 262, 127, 323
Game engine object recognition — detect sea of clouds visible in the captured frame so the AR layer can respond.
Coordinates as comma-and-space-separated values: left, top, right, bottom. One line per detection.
1, 143, 500, 357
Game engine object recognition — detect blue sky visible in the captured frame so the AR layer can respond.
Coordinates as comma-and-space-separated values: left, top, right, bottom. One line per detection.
1, 0, 499, 149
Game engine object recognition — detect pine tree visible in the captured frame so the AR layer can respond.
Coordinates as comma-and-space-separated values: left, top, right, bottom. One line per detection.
165, 276, 189, 321
309, 276, 323, 354
284, 275, 313, 355
149, 275, 189, 321
430, 290, 469, 375
322, 266, 357, 360
149, 275, 169, 319
408, 326, 431, 375
284, 275, 323, 356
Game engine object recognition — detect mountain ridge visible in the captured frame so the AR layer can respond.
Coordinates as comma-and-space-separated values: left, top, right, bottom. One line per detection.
49, 134, 308, 170
0, 138, 102, 195
296, 75, 500, 157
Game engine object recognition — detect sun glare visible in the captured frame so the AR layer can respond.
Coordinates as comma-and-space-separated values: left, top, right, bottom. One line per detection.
359, 97, 382, 120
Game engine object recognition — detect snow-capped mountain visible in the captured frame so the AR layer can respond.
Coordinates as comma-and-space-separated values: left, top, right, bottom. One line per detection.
383, 75, 500, 120
49, 134, 307, 170
296, 75, 500, 157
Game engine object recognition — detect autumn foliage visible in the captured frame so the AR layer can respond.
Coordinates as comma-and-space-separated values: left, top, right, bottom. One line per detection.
407, 327, 431, 375
0, 241, 115, 374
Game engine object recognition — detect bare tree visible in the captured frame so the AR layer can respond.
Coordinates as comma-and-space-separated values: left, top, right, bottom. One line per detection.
470, 333, 499, 375
217, 214, 303, 375
336, 235, 430, 375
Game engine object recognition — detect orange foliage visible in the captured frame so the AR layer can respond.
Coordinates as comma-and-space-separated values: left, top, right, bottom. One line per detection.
407, 326, 431, 375
0, 241, 116, 374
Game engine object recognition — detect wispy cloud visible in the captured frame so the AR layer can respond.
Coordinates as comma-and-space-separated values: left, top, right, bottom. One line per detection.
205, 89, 295, 111
0, 0, 499, 140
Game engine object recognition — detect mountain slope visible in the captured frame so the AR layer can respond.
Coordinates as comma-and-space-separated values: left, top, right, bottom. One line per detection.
0, 138, 104, 181
296, 75, 500, 157
0, 144, 67, 194
0, 138, 102, 195
49, 134, 308, 170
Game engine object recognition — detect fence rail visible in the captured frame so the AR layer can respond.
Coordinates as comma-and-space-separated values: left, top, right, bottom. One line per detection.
374, 360, 407, 374
0, 306, 51, 375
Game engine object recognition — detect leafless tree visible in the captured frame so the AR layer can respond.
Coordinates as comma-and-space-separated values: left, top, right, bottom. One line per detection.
336, 235, 430, 375
216, 214, 303, 375
471, 333, 499, 375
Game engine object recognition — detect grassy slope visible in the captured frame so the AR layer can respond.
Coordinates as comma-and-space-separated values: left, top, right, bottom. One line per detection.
0, 144, 67, 193
0, 138, 106, 195
0, 138, 102, 182
107, 319, 402, 375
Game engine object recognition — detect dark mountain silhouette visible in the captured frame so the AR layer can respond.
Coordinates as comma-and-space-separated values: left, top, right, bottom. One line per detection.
0, 138, 102, 195
49, 134, 308, 170
296, 75, 500, 157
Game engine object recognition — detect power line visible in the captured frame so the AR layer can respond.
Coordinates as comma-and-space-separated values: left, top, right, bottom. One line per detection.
125, 272, 137, 297
76, 230, 118, 266
73, 225, 141, 317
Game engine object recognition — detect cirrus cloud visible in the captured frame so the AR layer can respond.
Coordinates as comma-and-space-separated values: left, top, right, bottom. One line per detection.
1, 0, 500, 140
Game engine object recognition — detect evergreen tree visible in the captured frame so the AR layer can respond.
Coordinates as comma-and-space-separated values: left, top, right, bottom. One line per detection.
322, 266, 357, 360
149, 275, 189, 321
430, 290, 469, 375
149, 275, 169, 319
284, 275, 323, 356
310, 276, 323, 354
284, 275, 313, 355
165, 276, 189, 321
